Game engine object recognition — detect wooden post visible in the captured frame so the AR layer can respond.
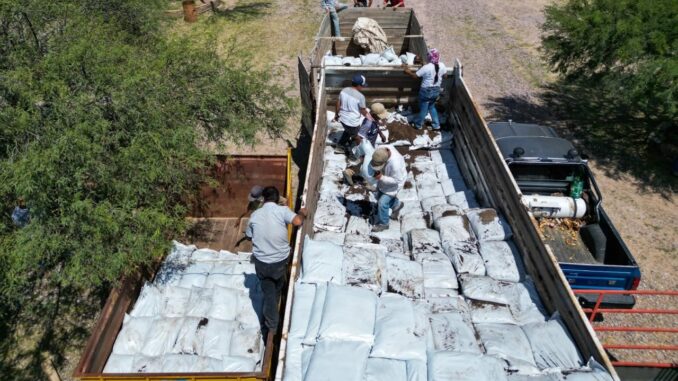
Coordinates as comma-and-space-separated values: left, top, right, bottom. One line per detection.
182, 0, 197, 22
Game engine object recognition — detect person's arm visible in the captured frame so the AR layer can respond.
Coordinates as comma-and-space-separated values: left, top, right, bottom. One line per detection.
245, 220, 253, 238
360, 107, 374, 121
368, 0, 373, 6
395, 0, 405, 7
403, 64, 419, 79
334, 98, 340, 121
291, 207, 308, 227
378, 129, 388, 143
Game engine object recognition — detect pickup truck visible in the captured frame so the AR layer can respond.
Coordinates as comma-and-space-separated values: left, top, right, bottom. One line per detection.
488, 121, 641, 309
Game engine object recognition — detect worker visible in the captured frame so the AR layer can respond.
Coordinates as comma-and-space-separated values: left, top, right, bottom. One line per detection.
321, 0, 348, 37
384, 0, 405, 8
369, 146, 407, 231
342, 134, 378, 188
403, 48, 447, 130
334, 74, 372, 154
361, 103, 389, 147
354, 0, 372, 6
245, 186, 306, 338
247, 185, 287, 212
11, 198, 30, 228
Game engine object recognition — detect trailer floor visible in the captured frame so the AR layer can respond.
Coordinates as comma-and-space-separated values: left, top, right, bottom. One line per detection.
186, 217, 253, 252
541, 225, 597, 264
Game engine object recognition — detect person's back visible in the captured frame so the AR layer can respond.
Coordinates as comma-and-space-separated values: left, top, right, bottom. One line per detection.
417, 61, 447, 88
248, 202, 295, 263
338, 86, 366, 128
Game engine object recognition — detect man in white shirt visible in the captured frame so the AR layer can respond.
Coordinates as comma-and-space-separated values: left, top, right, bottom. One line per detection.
369, 146, 407, 231
246, 186, 306, 337
334, 74, 372, 153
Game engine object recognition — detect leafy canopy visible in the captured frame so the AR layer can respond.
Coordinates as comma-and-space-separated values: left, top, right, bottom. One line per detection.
0, 0, 293, 315
542, 0, 678, 125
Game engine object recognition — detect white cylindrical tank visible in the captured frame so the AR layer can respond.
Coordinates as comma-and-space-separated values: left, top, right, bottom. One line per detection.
521, 194, 587, 218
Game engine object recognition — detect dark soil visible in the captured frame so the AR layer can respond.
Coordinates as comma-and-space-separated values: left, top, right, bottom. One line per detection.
386, 121, 422, 142
404, 150, 431, 166
370, 236, 381, 244
404, 181, 413, 189
477, 209, 497, 224
345, 164, 364, 183
442, 210, 461, 217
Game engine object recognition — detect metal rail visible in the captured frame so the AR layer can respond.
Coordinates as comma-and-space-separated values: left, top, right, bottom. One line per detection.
574, 289, 678, 368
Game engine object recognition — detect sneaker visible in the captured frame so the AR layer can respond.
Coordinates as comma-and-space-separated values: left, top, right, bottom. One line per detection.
371, 224, 389, 232
409, 122, 422, 130
431, 126, 441, 131
390, 202, 404, 220
342, 169, 354, 186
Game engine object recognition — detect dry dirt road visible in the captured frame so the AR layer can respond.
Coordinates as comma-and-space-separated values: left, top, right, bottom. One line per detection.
407, 0, 677, 364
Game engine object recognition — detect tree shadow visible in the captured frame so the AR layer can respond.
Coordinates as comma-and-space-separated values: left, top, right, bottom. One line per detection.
214, 1, 272, 22
484, 82, 677, 198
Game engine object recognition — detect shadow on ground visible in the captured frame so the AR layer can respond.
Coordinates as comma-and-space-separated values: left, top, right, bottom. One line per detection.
214, 0, 272, 22
484, 81, 677, 198
0, 284, 109, 381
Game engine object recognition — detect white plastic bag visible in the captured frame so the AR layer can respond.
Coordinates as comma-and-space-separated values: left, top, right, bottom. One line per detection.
466, 208, 513, 242
314, 195, 347, 233
469, 300, 517, 325
511, 279, 547, 325
429, 312, 481, 353
365, 358, 408, 381
459, 275, 515, 305
166, 241, 196, 264
420, 196, 447, 213
222, 355, 257, 372
416, 179, 445, 199
160, 354, 197, 372
162, 286, 192, 317
409, 228, 443, 256
186, 287, 214, 318
342, 243, 387, 294
424, 295, 470, 315
235, 288, 263, 328
313, 231, 346, 246
172, 317, 203, 354
103, 354, 135, 373
381, 46, 398, 62
446, 190, 479, 210
192, 248, 218, 261
191, 356, 223, 372
324, 55, 343, 66
207, 286, 240, 321
288, 283, 316, 339
563, 359, 614, 381
371, 293, 427, 362
479, 240, 522, 282
304, 340, 371, 381
201, 318, 236, 359
476, 323, 536, 367
445, 241, 486, 276
140, 318, 182, 357
111, 315, 155, 355
430, 204, 461, 224
386, 257, 424, 299
522, 314, 584, 370
436, 214, 474, 243
406, 360, 427, 381
317, 283, 378, 343
302, 282, 327, 345
400, 212, 428, 235
422, 259, 458, 289
345, 215, 371, 241
360, 53, 382, 65
301, 237, 344, 284
282, 337, 314, 381
130, 283, 163, 318
428, 352, 509, 381
230, 327, 262, 361
131, 355, 164, 373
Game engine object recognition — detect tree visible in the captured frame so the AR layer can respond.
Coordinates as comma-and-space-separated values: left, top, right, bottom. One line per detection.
0, 1, 293, 374
542, 0, 677, 130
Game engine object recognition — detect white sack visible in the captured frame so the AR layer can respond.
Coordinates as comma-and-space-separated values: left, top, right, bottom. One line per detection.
476, 323, 536, 367
409, 228, 443, 256
563, 359, 614, 381
429, 312, 481, 354
208, 286, 240, 321
130, 283, 163, 318
204, 273, 256, 290
511, 280, 548, 325
360, 53, 382, 65
460, 275, 515, 305
324, 55, 343, 66
235, 288, 263, 328
371, 293, 427, 362
140, 318, 182, 357
131, 355, 164, 373
466, 208, 513, 242
282, 337, 314, 381
522, 314, 584, 370
397, 184, 420, 201
172, 317, 203, 355
436, 214, 474, 243
430, 204, 460, 223
201, 318, 236, 359
313, 231, 346, 246
508, 371, 564, 381
111, 315, 154, 355
304, 340, 371, 381
371, 221, 405, 254
103, 354, 135, 373
400, 212, 428, 235
162, 286, 192, 317
479, 240, 522, 282
192, 248, 218, 261
440, 178, 457, 197
166, 241, 196, 264
317, 283, 378, 343
420, 196, 447, 213
365, 358, 408, 381
191, 356, 223, 372
342, 56, 362, 66
469, 300, 517, 325
446, 190, 479, 211
424, 295, 470, 314
301, 237, 344, 284
345, 216, 371, 243
186, 287, 213, 318
160, 354, 197, 372
422, 259, 458, 289
314, 195, 347, 233
386, 256, 424, 299
425, 287, 458, 298
222, 355, 257, 372
229, 327, 262, 361
381, 46, 398, 61
302, 282, 327, 345
406, 360, 427, 381
445, 241, 486, 276
413, 250, 448, 264
178, 273, 208, 289
288, 283, 316, 339
342, 243, 386, 293
416, 179, 445, 199
428, 351, 508, 381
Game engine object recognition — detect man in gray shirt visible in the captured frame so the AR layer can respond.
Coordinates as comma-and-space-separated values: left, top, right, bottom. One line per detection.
246, 186, 306, 337
334, 74, 373, 154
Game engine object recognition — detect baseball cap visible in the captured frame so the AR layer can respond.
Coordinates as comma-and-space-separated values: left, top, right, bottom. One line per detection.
248, 185, 264, 202
351, 74, 368, 87
370, 147, 389, 171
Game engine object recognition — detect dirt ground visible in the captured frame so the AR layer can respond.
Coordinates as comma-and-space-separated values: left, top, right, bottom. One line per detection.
407, 0, 677, 365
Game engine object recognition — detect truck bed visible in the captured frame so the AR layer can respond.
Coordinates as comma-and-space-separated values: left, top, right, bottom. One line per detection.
541, 224, 598, 265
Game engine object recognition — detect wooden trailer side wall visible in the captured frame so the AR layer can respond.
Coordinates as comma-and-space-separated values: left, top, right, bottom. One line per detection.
447, 63, 618, 379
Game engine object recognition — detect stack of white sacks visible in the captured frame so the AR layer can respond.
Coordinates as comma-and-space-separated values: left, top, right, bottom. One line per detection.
284, 111, 614, 381
323, 47, 417, 67
104, 243, 265, 373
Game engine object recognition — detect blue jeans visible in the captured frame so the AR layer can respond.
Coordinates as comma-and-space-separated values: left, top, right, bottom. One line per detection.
377, 192, 400, 225
329, 4, 348, 37
415, 86, 441, 129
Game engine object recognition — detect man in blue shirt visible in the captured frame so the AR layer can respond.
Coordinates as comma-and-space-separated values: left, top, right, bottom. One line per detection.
321, 0, 348, 37
246, 187, 306, 337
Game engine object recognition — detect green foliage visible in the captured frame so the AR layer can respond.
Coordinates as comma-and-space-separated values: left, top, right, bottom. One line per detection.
542, 0, 678, 127
0, 0, 293, 330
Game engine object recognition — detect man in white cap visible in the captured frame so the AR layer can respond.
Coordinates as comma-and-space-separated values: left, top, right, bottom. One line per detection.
369, 145, 407, 231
